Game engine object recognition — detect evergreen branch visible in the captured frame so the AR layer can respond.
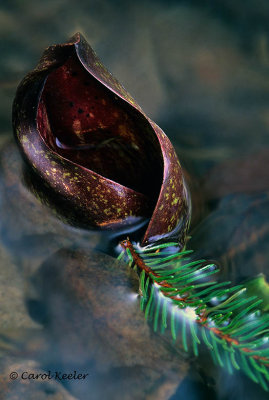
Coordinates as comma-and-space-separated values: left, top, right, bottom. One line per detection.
119, 239, 269, 391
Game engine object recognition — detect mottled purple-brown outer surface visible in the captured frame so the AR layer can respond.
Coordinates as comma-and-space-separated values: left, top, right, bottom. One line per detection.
12, 32, 191, 247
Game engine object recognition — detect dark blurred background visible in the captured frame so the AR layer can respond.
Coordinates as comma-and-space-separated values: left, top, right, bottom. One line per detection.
1, 0, 269, 151
0, 1, 269, 399
1, 0, 269, 182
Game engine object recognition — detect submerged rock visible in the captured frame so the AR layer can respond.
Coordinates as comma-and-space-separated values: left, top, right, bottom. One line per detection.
30, 249, 189, 400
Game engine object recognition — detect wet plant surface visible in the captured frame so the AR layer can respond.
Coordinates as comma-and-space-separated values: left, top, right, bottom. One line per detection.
0, 1, 269, 399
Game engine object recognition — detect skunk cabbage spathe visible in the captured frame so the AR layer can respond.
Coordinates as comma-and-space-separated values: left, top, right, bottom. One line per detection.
13, 33, 190, 247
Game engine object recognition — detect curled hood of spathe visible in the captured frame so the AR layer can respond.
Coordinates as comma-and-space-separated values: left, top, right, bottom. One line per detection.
13, 33, 191, 247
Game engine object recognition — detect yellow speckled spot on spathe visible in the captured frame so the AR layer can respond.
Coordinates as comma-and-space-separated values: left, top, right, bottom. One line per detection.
172, 197, 180, 206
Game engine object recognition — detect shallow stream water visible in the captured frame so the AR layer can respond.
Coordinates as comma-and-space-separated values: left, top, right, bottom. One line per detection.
0, 1, 269, 399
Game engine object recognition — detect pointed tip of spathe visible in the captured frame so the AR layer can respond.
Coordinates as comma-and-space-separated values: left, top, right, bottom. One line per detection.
68, 32, 83, 45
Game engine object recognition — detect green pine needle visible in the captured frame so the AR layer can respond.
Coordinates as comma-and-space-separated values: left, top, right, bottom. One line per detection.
119, 239, 269, 391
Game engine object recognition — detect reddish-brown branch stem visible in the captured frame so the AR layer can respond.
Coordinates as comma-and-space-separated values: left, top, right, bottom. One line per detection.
120, 239, 268, 365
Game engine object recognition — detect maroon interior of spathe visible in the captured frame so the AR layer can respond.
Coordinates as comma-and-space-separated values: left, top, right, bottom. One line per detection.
37, 56, 162, 200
